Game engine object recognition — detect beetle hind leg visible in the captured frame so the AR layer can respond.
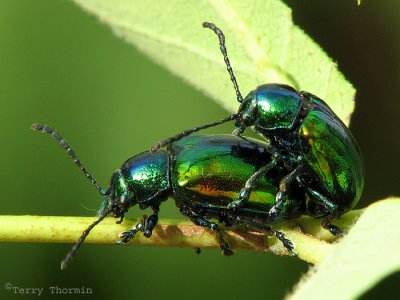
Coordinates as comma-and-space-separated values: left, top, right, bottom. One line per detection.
241, 219, 296, 256
268, 163, 304, 219
193, 216, 233, 256
182, 208, 233, 256
299, 182, 344, 238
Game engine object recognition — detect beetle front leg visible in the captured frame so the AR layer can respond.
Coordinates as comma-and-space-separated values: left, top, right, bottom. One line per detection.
115, 215, 147, 245
229, 153, 280, 210
143, 206, 159, 238
115, 207, 160, 244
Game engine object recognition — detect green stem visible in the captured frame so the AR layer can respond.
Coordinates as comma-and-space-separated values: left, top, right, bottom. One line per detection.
0, 210, 363, 265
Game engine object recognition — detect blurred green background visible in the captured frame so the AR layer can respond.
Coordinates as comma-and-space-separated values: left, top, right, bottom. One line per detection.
0, 1, 399, 299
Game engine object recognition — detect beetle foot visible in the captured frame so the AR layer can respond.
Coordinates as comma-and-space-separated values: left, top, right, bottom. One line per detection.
115, 216, 147, 245
218, 234, 234, 256
212, 224, 234, 256
222, 248, 234, 256
274, 231, 296, 256
115, 213, 125, 224
268, 194, 285, 219
115, 230, 139, 245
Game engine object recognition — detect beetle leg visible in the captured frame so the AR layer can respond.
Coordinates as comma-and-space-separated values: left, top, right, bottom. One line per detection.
143, 206, 160, 238
115, 215, 147, 245
302, 186, 338, 213
322, 219, 344, 238
182, 208, 233, 256
192, 217, 233, 256
268, 164, 304, 218
239, 219, 296, 255
302, 187, 343, 237
295, 178, 344, 237
115, 213, 125, 224
229, 153, 280, 210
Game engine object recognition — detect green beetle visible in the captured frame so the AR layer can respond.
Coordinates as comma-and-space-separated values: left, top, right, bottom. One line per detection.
151, 22, 365, 236
33, 124, 301, 269
233, 84, 364, 235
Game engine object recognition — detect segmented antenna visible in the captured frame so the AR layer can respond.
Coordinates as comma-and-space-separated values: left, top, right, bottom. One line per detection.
60, 208, 111, 270
150, 113, 237, 153
31, 124, 107, 195
203, 22, 243, 103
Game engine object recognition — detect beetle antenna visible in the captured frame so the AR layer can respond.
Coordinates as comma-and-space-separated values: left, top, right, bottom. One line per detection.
60, 208, 111, 270
203, 22, 243, 103
31, 124, 107, 195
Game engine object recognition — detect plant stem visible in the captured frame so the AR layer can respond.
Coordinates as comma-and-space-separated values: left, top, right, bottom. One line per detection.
0, 210, 363, 265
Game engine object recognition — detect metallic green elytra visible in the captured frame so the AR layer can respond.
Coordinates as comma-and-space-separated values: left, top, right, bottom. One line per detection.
151, 22, 365, 236
235, 84, 365, 220
170, 135, 304, 223
32, 124, 299, 269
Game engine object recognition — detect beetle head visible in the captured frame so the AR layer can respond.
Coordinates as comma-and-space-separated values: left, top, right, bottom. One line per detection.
97, 170, 136, 220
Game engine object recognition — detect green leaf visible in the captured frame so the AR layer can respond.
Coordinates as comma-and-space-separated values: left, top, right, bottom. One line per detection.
287, 198, 400, 300
71, 0, 355, 125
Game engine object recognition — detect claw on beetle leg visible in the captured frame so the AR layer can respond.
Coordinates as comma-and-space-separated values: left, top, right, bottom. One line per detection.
181, 208, 234, 256
239, 218, 296, 256
115, 215, 147, 245
268, 193, 285, 219
274, 230, 296, 256
228, 187, 249, 210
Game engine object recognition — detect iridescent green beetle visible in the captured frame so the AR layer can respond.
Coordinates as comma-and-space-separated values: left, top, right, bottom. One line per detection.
32, 125, 301, 269
152, 22, 365, 236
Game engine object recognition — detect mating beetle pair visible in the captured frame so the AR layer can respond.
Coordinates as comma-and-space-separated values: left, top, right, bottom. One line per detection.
33, 22, 364, 269
33, 126, 298, 269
